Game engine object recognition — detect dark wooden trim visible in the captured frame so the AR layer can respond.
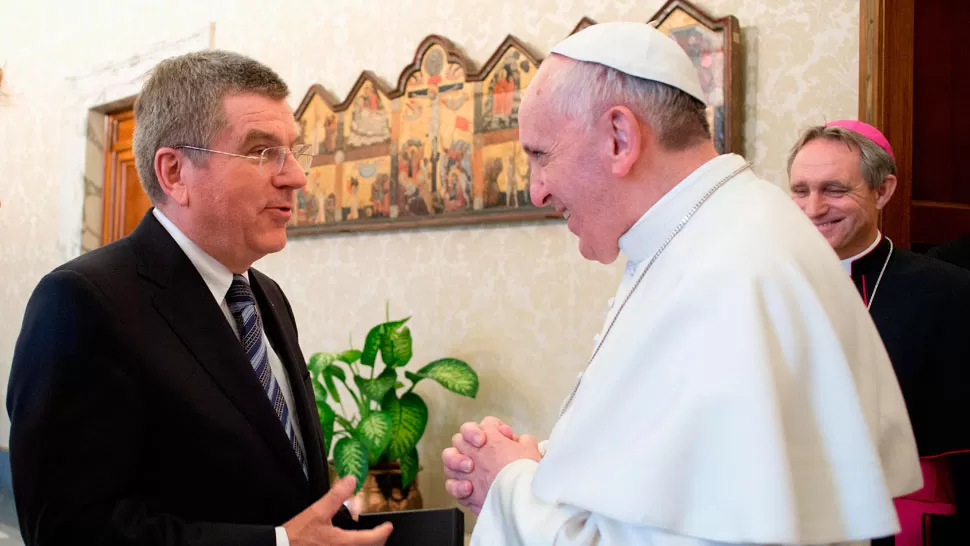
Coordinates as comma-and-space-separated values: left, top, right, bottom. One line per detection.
567, 17, 598, 36
310, 154, 336, 168
391, 35, 477, 100
482, 128, 519, 146
342, 143, 392, 162
102, 114, 116, 246
911, 201, 970, 246
858, 0, 884, 127
652, 0, 728, 28
859, 0, 915, 248
293, 84, 341, 120
471, 35, 545, 80
287, 208, 562, 237
716, 15, 743, 156
296, 34, 541, 121
333, 71, 396, 111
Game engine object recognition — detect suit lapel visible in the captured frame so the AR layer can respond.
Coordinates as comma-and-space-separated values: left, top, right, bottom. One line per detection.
250, 273, 330, 496
130, 212, 312, 490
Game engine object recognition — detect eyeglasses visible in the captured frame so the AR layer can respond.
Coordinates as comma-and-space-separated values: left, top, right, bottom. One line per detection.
174, 144, 314, 175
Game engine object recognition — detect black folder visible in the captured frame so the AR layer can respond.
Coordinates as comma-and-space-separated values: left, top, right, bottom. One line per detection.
358, 507, 465, 546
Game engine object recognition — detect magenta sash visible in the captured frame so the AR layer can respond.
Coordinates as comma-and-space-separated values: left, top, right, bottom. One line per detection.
892, 458, 957, 545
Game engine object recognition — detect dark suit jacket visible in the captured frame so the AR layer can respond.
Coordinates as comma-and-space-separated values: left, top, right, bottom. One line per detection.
7, 211, 351, 545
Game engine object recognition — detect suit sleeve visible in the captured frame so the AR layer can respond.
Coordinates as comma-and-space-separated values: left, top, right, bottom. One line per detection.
6, 270, 276, 546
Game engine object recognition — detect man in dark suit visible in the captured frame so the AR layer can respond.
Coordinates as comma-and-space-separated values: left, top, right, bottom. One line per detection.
6, 50, 391, 546
788, 120, 970, 545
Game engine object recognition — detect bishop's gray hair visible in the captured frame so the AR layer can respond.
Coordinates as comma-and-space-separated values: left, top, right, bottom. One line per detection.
544, 53, 711, 151
786, 125, 897, 189
133, 50, 290, 204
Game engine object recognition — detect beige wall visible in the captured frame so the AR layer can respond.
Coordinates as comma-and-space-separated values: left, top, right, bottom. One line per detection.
0, 0, 859, 526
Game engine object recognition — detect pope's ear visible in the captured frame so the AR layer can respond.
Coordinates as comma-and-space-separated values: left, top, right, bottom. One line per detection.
875, 174, 897, 210
608, 106, 641, 177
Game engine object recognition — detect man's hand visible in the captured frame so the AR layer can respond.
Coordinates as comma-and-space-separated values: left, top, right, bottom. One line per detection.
284, 476, 393, 545
441, 417, 541, 515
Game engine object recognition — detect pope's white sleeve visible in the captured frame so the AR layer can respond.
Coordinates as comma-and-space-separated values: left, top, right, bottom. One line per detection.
470, 459, 736, 546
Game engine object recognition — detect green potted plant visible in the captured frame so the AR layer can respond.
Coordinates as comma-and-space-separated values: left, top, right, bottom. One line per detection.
307, 304, 478, 508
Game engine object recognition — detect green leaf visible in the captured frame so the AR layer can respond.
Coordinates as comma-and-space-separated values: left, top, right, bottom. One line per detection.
338, 350, 362, 364
334, 414, 356, 432
325, 363, 347, 382
355, 374, 397, 403
334, 437, 369, 493
307, 352, 336, 376
314, 394, 337, 457
322, 363, 346, 403
381, 319, 413, 368
415, 358, 479, 398
360, 324, 383, 367
404, 371, 422, 386
400, 446, 419, 488
312, 376, 335, 458
311, 373, 328, 405
358, 411, 393, 462
382, 392, 428, 460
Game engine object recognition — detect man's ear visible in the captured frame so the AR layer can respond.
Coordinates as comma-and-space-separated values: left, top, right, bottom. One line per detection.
155, 147, 190, 206
608, 106, 641, 177
875, 174, 897, 210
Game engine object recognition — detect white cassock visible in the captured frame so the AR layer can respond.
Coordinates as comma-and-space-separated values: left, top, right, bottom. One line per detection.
470, 154, 922, 546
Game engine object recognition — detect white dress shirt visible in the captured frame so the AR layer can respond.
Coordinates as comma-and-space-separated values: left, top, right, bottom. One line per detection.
152, 208, 301, 546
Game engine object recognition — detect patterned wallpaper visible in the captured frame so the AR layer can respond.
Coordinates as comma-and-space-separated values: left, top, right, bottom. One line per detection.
0, 0, 859, 526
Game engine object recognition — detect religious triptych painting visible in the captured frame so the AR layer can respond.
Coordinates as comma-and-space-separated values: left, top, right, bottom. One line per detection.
289, 0, 741, 236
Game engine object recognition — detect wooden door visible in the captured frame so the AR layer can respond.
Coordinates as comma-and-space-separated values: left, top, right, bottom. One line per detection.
909, 0, 970, 248
860, 0, 970, 250
102, 108, 151, 245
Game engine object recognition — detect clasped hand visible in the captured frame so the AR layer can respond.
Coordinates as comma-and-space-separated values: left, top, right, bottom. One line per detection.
440, 416, 542, 514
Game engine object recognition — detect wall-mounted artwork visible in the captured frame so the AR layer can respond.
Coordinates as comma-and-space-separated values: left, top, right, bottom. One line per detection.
289, 0, 742, 236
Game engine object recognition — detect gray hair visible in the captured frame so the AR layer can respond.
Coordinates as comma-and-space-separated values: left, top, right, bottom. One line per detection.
133, 50, 289, 203
544, 54, 711, 151
786, 125, 896, 189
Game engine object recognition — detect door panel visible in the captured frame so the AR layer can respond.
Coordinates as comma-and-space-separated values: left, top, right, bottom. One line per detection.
102, 109, 150, 244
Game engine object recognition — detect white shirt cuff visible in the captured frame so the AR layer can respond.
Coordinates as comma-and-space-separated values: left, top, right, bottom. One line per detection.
275, 526, 290, 546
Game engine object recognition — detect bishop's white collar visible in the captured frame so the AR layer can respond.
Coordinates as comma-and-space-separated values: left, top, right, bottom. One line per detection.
839, 232, 882, 274
617, 154, 748, 268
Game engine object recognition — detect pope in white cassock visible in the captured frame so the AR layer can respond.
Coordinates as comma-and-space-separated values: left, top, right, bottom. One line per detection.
441, 21, 923, 546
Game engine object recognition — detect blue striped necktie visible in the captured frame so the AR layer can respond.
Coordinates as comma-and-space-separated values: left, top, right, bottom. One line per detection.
226, 274, 308, 478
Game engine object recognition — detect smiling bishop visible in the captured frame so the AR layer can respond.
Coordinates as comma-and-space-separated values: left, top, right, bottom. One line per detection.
789, 121, 970, 544
441, 21, 923, 546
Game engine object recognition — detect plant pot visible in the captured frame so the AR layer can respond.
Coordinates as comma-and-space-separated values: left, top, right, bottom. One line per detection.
329, 462, 423, 514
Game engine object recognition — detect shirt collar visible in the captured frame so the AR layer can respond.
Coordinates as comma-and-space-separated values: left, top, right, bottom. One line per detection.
617, 153, 749, 266
839, 232, 882, 274
152, 208, 243, 303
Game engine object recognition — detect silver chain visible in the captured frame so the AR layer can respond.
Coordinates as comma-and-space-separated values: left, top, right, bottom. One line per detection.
866, 236, 893, 310
558, 161, 752, 418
